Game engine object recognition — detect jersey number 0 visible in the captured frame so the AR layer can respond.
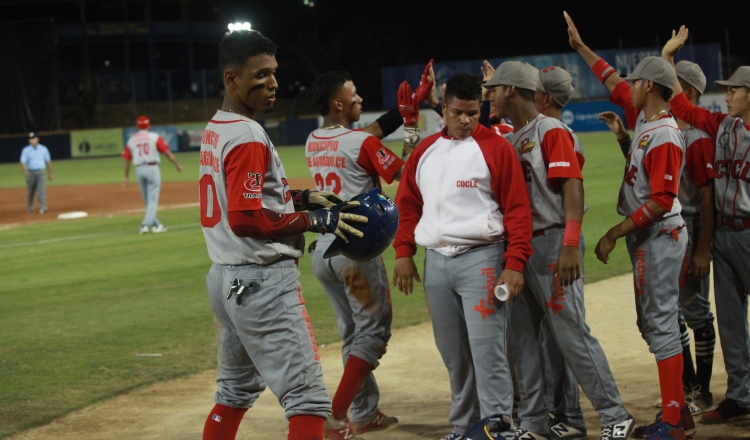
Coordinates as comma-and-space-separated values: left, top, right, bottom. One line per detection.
200, 174, 221, 228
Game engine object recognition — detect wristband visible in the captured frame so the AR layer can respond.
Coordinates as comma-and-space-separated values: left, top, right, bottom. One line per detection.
563, 220, 582, 246
631, 203, 658, 229
404, 127, 420, 144
375, 108, 403, 138
592, 58, 616, 83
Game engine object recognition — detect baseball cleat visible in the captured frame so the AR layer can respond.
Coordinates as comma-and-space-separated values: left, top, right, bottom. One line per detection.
643, 421, 685, 440
685, 388, 714, 415
548, 416, 587, 439
324, 415, 361, 440
632, 407, 695, 438
600, 414, 634, 440
139, 226, 150, 234
699, 398, 750, 424
151, 225, 167, 233
350, 409, 398, 434
39, 209, 46, 214
514, 428, 550, 439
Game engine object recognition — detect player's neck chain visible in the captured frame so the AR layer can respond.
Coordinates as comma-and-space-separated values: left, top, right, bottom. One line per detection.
648, 109, 669, 122
321, 124, 345, 130
524, 113, 539, 127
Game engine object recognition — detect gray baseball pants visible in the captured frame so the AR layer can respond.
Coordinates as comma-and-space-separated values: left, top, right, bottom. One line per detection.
311, 235, 393, 424
206, 260, 331, 419
26, 169, 46, 211
424, 243, 514, 438
679, 215, 714, 330
540, 315, 584, 428
509, 228, 628, 435
712, 224, 750, 408
136, 165, 162, 227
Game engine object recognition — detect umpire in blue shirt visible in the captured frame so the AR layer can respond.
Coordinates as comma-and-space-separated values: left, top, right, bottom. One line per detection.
20, 132, 54, 213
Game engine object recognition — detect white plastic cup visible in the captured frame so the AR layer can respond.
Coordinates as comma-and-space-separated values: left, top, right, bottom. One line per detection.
494, 283, 509, 301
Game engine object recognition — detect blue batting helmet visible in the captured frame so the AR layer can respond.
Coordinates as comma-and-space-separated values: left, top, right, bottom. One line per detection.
323, 188, 399, 262
461, 414, 512, 440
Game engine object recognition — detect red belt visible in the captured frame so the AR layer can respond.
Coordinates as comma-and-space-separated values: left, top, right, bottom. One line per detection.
720, 216, 750, 230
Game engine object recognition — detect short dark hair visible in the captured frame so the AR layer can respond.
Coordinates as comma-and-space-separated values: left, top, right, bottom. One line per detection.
444, 73, 482, 102
678, 78, 702, 101
654, 83, 673, 102
311, 71, 352, 116
218, 30, 277, 72
501, 85, 536, 101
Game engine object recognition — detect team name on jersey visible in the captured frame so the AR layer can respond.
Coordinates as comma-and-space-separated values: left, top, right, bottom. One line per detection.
200, 150, 221, 173
201, 130, 220, 149
456, 180, 478, 188
624, 154, 638, 186
307, 155, 347, 169
307, 140, 339, 152
715, 159, 750, 181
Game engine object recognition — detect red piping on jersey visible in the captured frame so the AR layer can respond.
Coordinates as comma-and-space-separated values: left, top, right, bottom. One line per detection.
637, 121, 681, 138
209, 119, 248, 124
310, 129, 360, 140
509, 116, 544, 148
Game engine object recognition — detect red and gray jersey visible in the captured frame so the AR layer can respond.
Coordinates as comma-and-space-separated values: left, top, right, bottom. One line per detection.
200, 110, 303, 265
305, 127, 402, 201
617, 113, 685, 218
678, 126, 714, 216
670, 92, 750, 218
123, 130, 169, 166
503, 115, 584, 232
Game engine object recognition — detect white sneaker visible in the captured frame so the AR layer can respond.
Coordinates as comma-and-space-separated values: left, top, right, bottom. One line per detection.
151, 225, 167, 233
139, 226, 150, 234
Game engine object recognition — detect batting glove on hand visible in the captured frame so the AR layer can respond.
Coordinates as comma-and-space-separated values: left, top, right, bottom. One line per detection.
307, 201, 368, 243
413, 58, 434, 104
303, 189, 343, 210
398, 81, 419, 126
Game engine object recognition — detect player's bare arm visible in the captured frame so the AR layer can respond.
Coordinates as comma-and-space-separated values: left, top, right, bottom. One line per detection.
481, 60, 495, 102
20, 163, 28, 178
662, 26, 689, 98
595, 200, 668, 264
690, 183, 714, 279
164, 150, 183, 173
497, 268, 523, 300
598, 111, 631, 158
122, 159, 131, 188
393, 256, 421, 295
564, 11, 622, 93
46, 162, 53, 181
557, 177, 584, 286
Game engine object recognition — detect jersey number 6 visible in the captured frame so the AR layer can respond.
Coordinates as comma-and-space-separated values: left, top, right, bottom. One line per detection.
200, 174, 221, 228
313, 172, 342, 195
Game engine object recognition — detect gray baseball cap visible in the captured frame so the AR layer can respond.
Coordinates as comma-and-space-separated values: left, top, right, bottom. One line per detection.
675, 60, 706, 94
483, 61, 538, 91
715, 66, 750, 90
537, 66, 575, 106
620, 56, 676, 89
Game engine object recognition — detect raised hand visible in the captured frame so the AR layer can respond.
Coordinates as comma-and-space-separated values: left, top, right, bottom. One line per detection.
414, 59, 435, 104
480, 60, 495, 83
597, 111, 628, 138
398, 81, 419, 126
564, 11, 586, 51
662, 25, 689, 62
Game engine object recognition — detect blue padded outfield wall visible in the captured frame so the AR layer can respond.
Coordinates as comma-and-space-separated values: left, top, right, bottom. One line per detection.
381, 43, 722, 109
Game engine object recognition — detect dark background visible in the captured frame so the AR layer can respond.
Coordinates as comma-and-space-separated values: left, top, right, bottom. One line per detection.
1, 0, 748, 134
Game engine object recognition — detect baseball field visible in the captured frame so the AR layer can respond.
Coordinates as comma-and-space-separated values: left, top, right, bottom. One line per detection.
1, 133, 748, 439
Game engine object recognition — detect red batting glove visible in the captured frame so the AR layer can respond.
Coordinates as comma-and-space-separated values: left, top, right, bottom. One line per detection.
413, 58, 434, 104
398, 81, 419, 126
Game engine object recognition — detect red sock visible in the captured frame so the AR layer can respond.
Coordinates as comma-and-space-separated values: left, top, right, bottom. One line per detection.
331, 355, 373, 420
657, 354, 685, 426
288, 415, 325, 439
203, 404, 247, 440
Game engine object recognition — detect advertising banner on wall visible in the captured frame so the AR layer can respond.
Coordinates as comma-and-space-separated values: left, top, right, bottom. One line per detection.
70, 128, 124, 157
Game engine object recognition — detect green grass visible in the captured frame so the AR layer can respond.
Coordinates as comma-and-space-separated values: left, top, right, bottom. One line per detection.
0, 132, 633, 438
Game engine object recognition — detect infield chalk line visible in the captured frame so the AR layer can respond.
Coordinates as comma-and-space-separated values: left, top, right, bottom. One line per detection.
0, 222, 200, 249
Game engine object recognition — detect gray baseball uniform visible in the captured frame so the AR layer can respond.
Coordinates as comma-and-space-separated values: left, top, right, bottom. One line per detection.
305, 127, 401, 423
199, 110, 330, 420
504, 115, 629, 435
670, 92, 750, 409
124, 130, 170, 229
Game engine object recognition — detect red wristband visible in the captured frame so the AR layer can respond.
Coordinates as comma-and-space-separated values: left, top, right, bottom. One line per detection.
563, 220, 582, 246
631, 203, 658, 229
592, 59, 616, 83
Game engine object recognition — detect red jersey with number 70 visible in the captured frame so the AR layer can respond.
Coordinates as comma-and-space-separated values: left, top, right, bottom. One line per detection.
305, 127, 403, 201
199, 110, 304, 265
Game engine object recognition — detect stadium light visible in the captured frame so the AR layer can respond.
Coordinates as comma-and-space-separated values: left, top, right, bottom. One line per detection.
228, 22, 252, 31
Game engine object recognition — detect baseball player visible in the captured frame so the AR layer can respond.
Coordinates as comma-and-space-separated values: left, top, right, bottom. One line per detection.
663, 26, 750, 426
566, 12, 692, 440
123, 115, 183, 234
199, 29, 368, 440
20, 132, 53, 214
485, 61, 634, 440
305, 67, 431, 439
599, 57, 717, 418
393, 72, 534, 440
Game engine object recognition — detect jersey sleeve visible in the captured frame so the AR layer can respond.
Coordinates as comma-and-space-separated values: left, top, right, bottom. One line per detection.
122, 147, 132, 161
20, 148, 27, 163
223, 142, 271, 212
357, 136, 404, 184
610, 81, 639, 131
393, 136, 434, 258
541, 128, 583, 180
643, 142, 683, 211
156, 136, 170, 154
44, 148, 51, 162
669, 92, 726, 138
685, 137, 715, 188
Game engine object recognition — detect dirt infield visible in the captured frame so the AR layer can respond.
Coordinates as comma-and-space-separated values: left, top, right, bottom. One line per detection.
9, 274, 750, 439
